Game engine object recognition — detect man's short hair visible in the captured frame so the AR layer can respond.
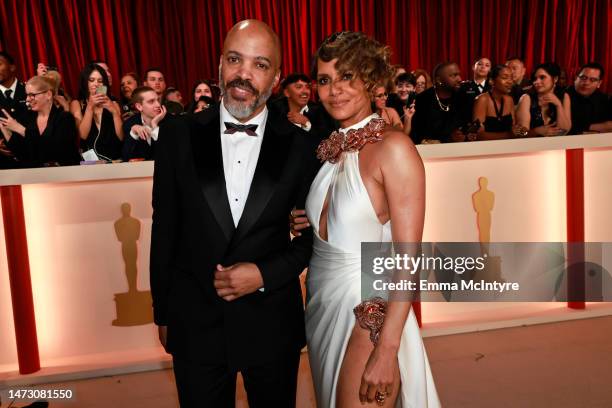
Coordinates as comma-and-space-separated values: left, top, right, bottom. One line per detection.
131, 86, 156, 104
144, 67, 164, 80
123, 72, 140, 83
505, 56, 524, 64
395, 72, 416, 86
432, 62, 456, 81
0, 51, 15, 64
578, 62, 605, 79
163, 87, 180, 99
281, 73, 311, 90
473, 56, 490, 65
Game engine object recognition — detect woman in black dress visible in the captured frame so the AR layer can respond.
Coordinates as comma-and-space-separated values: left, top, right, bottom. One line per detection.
69, 63, 123, 160
0, 76, 80, 167
472, 65, 518, 140
516, 62, 572, 137
186, 79, 220, 113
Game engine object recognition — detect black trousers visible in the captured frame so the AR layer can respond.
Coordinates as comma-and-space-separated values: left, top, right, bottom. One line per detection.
172, 350, 301, 408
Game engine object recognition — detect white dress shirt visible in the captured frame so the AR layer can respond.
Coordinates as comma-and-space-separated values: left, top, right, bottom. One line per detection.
220, 100, 267, 227
129, 115, 160, 145
475, 79, 487, 93
297, 105, 312, 131
0, 78, 18, 98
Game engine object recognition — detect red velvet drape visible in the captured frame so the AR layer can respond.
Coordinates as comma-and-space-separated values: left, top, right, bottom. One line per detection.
1, 0, 610, 99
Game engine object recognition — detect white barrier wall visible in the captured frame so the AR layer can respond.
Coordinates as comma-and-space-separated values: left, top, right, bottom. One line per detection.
1, 135, 611, 376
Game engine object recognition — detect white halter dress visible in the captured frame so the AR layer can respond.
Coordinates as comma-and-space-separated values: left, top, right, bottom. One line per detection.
305, 114, 441, 408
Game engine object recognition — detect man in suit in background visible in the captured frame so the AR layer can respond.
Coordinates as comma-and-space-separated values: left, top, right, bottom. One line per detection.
150, 19, 317, 407
0, 51, 27, 168
122, 86, 166, 161
271, 72, 337, 144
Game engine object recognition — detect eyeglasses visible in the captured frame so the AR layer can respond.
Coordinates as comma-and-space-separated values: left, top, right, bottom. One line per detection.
577, 75, 600, 83
25, 91, 48, 99
375, 93, 388, 98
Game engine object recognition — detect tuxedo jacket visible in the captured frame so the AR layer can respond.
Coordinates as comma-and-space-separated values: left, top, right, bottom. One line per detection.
268, 97, 338, 144
0, 81, 28, 123
121, 113, 154, 161
6, 105, 80, 167
150, 104, 319, 369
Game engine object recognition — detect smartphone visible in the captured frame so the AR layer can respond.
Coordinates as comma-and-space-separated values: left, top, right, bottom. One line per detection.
405, 91, 417, 107
96, 85, 108, 95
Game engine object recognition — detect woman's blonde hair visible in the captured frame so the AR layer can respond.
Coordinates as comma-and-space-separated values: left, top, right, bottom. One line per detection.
26, 75, 57, 96
43, 70, 62, 94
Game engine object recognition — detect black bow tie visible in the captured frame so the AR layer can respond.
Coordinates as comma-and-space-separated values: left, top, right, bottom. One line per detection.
4, 89, 12, 100
224, 122, 258, 137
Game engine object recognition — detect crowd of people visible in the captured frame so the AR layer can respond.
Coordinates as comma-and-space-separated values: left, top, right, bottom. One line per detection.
0, 46, 610, 169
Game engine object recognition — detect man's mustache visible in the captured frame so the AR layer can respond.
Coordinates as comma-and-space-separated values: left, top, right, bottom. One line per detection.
226, 78, 259, 96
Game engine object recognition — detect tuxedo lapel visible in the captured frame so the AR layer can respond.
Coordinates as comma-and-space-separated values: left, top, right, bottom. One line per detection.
230, 115, 293, 246
192, 109, 235, 242
14, 82, 26, 101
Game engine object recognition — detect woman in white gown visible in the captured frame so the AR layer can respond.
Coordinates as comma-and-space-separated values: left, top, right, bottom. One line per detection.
304, 32, 441, 407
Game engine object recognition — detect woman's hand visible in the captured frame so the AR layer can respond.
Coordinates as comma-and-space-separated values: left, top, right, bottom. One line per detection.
533, 123, 563, 137
102, 98, 120, 116
0, 109, 26, 136
54, 95, 70, 112
359, 343, 397, 404
87, 93, 107, 108
36, 63, 47, 76
402, 103, 415, 121
0, 138, 14, 156
540, 92, 562, 107
512, 124, 529, 138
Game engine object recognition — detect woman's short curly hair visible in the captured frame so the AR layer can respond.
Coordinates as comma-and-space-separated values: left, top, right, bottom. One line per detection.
311, 31, 394, 94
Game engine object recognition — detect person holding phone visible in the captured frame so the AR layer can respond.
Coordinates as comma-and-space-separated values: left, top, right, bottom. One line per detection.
69, 63, 123, 161
372, 84, 403, 128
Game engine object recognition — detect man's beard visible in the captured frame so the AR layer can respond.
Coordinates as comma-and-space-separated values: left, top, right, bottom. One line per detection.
220, 73, 273, 119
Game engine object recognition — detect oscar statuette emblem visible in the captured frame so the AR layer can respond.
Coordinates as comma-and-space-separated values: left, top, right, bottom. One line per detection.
112, 202, 153, 326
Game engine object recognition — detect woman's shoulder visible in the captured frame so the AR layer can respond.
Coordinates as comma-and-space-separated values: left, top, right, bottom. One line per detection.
379, 127, 417, 153
375, 128, 422, 173
475, 92, 491, 102
517, 92, 532, 105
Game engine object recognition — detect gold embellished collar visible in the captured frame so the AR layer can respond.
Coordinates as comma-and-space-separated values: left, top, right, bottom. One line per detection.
316, 117, 386, 163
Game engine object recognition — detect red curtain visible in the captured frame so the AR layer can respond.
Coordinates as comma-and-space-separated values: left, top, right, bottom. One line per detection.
1, 0, 610, 99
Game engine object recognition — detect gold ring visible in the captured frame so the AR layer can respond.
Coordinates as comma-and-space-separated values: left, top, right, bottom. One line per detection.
375, 390, 387, 406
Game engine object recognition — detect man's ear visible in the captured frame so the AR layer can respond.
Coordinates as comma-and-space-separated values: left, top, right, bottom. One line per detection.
135, 102, 143, 112
283, 88, 289, 98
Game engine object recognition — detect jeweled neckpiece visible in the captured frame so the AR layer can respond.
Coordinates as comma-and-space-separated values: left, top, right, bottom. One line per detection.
316, 117, 386, 163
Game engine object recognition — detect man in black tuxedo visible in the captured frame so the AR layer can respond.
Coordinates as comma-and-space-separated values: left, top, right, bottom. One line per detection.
150, 20, 317, 407
0, 51, 28, 168
122, 86, 167, 161
269, 72, 337, 144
